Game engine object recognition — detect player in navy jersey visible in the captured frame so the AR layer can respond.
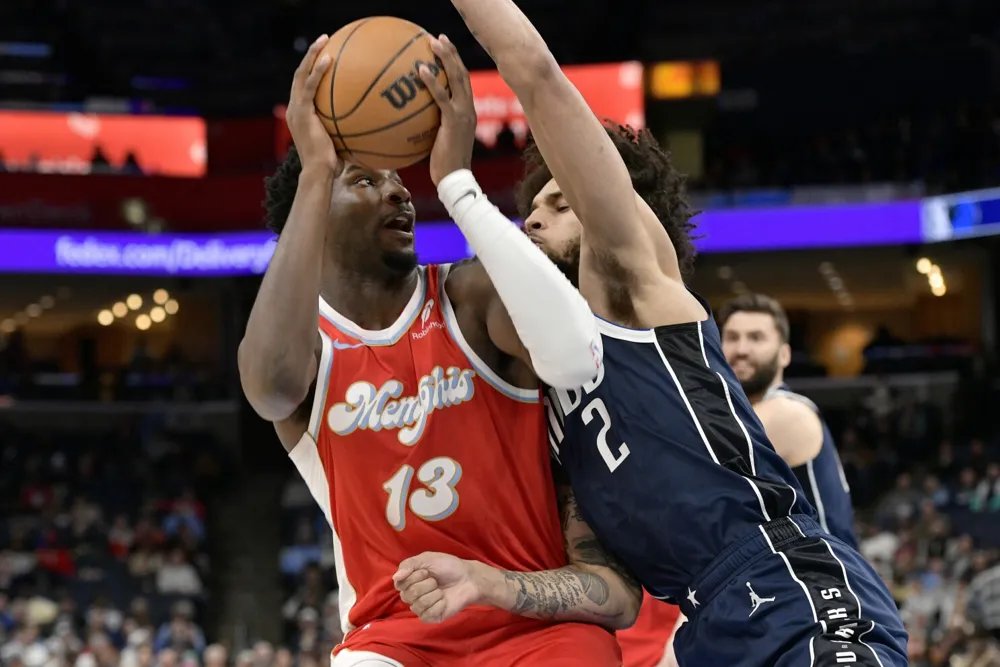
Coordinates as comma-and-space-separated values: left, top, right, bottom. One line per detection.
390, 0, 909, 665
613, 294, 864, 666
719, 293, 859, 549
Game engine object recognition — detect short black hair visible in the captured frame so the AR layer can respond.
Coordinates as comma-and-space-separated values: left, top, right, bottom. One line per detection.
514, 123, 699, 276
716, 293, 790, 343
264, 146, 302, 236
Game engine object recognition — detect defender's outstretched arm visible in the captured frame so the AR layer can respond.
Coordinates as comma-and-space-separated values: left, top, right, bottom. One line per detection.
448, 0, 650, 257
421, 35, 602, 389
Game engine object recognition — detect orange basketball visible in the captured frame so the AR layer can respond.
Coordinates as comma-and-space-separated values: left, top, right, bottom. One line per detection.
314, 17, 448, 171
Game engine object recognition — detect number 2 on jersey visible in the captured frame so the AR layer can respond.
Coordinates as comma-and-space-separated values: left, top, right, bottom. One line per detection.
382, 457, 463, 531
583, 397, 630, 472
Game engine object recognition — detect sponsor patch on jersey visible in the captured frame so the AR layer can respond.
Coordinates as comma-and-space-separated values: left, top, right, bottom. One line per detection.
412, 299, 446, 339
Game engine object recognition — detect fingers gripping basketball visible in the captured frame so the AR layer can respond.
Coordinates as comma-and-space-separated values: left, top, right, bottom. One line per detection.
313, 17, 449, 170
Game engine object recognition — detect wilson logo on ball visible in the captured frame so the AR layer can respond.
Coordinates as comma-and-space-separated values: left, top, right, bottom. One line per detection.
379, 59, 442, 110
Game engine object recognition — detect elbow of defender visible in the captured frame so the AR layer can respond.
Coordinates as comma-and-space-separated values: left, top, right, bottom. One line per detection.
237, 338, 313, 422
496, 43, 560, 99
617, 594, 641, 630
579, 575, 640, 631
530, 319, 604, 390
606, 608, 640, 632
599, 576, 641, 631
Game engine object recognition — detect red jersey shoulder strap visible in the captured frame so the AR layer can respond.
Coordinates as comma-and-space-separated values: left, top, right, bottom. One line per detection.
435, 262, 540, 404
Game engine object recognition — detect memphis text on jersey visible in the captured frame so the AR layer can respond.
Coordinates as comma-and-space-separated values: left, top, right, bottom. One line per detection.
327, 366, 477, 446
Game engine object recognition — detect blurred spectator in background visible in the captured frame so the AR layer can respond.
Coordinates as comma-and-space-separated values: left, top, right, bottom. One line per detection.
156, 549, 203, 596
967, 560, 1000, 640
202, 643, 228, 667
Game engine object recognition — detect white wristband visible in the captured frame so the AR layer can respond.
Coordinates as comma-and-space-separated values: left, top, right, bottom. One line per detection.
438, 168, 484, 222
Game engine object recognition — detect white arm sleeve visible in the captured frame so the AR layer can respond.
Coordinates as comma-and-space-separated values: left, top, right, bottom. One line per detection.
438, 169, 602, 389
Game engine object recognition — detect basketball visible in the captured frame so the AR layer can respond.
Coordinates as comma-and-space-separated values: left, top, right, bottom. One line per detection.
314, 17, 448, 171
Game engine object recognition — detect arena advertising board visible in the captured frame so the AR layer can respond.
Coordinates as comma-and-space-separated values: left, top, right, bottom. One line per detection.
922, 186, 1000, 242
0, 200, 924, 276
466, 61, 645, 146
0, 227, 464, 277
0, 111, 207, 177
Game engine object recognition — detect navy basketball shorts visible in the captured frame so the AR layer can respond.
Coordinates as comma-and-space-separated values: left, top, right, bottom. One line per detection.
672, 515, 908, 667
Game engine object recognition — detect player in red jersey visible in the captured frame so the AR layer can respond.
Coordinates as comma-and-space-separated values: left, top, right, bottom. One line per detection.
239, 34, 640, 667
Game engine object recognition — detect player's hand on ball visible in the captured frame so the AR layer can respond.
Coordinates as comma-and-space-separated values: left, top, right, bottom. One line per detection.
418, 35, 477, 186
286, 34, 339, 173
393, 552, 481, 623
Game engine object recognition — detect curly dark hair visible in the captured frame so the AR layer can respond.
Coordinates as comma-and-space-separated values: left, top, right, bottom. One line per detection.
514, 123, 699, 276
263, 146, 302, 236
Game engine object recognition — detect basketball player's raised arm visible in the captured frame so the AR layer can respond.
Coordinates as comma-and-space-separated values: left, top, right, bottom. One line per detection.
239, 36, 334, 422
419, 37, 601, 389
394, 473, 642, 630
755, 397, 823, 468
447, 0, 654, 261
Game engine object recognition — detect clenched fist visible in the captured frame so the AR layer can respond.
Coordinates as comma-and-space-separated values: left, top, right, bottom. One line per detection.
393, 552, 485, 623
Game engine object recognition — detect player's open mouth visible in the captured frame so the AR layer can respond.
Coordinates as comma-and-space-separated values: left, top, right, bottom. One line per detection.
382, 211, 415, 239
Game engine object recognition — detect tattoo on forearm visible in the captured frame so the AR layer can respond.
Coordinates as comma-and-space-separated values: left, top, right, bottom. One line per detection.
574, 537, 642, 593
497, 482, 644, 627
558, 485, 643, 601
502, 568, 616, 620
557, 484, 585, 536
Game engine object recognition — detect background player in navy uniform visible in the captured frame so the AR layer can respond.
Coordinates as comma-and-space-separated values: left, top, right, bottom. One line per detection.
718, 293, 859, 549
391, 0, 909, 665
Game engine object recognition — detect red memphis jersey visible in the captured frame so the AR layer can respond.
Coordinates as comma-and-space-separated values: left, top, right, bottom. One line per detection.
618, 592, 683, 667
290, 264, 568, 633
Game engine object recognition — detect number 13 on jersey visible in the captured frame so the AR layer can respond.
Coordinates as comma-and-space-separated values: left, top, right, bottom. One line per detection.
382, 457, 463, 531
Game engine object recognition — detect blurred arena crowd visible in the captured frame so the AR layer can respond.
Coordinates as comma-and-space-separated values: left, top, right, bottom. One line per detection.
699, 104, 1000, 194
0, 420, 228, 667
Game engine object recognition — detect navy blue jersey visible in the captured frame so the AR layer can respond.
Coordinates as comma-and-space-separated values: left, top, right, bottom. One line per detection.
763, 384, 858, 549
544, 305, 816, 603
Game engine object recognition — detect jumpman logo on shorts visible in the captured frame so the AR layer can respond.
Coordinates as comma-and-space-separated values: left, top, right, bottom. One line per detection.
746, 582, 775, 617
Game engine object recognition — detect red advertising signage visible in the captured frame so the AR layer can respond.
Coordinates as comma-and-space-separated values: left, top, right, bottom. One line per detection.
274, 61, 645, 158
469, 61, 645, 146
0, 112, 207, 177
